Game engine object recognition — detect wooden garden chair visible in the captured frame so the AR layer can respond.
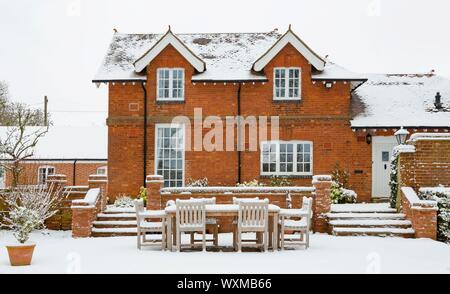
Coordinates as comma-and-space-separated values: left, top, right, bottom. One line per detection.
189, 197, 219, 247
134, 199, 166, 250
278, 196, 313, 249
175, 199, 207, 251
235, 199, 269, 252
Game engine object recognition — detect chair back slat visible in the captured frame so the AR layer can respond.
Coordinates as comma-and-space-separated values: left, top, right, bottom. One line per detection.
238, 199, 269, 229
176, 199, 206, 227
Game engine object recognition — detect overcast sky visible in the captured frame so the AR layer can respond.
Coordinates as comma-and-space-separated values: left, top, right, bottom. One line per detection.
1, 0, 449, 126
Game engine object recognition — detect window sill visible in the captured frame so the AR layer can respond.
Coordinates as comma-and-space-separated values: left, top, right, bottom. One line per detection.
259, 174, 313, 179
156, 99, 185, 104
272, 98, 302, 103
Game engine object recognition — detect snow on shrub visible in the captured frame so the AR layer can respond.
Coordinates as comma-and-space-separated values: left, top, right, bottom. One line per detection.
419, 187, 450, 243
187, 177, 208, 187
113, 195, 135, 208
236, 179, 265, 187
0, 184, 64, 243
330, 164, 356, 204
389, 153, 400, 208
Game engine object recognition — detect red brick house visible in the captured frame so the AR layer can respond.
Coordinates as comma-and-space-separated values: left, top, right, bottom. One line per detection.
93, 27, 450, 203
0, 126, 107, 188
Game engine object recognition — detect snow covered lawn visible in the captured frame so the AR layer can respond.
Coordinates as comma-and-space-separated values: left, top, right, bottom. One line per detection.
1, 230, 450, 274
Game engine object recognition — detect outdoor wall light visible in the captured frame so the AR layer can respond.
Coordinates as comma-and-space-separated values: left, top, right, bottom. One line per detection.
395, 127, 410, 145
365, 133, 372, 144
325, 82, 333, 88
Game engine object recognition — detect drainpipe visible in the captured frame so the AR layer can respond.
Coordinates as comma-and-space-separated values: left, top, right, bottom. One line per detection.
141, 82, 148, 187
72, 159, 77, 186
237, 83, 242, 184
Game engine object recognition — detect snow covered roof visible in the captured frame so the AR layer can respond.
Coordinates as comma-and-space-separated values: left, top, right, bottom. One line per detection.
0, 126, 107, 160
252, 29, 325, 72
351, 74, 450, 128
93, 30, 365, 82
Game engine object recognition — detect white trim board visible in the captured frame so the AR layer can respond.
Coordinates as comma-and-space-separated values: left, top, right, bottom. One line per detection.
253, 30, 325, 72
134, 30, 205, 73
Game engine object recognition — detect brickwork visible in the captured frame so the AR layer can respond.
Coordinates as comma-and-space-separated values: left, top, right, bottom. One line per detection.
4, 161, 106, 187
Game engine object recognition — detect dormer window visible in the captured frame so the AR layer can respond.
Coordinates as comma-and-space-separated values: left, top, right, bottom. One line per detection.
157, 68, 184, 101
273, 67, 301, 100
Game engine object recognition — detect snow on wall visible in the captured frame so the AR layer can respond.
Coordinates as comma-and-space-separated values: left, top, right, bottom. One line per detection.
408, 133, 450, 142
160, 186, 315, 194
351, 74, 450, 128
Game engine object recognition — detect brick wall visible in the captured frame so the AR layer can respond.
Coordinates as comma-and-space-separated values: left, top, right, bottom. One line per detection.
399, 138, 450, 190
4, 161, 106, 187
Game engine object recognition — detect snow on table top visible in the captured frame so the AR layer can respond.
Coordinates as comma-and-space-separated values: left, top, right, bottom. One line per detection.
331, 203, 396, 213
0, 125, 107, 160
351, 74, 450, 128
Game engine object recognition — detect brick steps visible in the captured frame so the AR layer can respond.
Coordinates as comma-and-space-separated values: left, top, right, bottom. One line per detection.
92, 208, 138, 237
328, 203, 414, 238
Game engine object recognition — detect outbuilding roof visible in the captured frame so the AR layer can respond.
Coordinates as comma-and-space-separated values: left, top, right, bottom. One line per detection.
351, 74, 450, 128
0, 126, 107, 160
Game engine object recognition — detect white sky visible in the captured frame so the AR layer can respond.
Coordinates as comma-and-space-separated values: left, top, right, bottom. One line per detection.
0, 0, 449, 126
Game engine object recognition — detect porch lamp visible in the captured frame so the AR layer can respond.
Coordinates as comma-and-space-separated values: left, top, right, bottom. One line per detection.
394, 127, 410, 145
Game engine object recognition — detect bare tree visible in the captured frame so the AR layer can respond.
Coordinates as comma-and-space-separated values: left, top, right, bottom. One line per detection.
0, 81, 47, 126
0, 106, 49, 187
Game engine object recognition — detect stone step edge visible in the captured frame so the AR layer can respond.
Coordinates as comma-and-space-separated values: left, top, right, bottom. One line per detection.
332, 227, 415, 234
327, 213, 406, 219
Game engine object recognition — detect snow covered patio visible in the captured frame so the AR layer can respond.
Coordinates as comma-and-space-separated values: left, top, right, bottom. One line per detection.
1, 230, 450, 274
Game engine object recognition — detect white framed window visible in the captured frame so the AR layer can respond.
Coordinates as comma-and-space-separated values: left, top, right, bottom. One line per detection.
38, 166, 55, 185
157, 68, 185, 101
96, 166, 107, 176
155, 124, 185, 187
273, 67, 301, 100
261, 141, 312, 176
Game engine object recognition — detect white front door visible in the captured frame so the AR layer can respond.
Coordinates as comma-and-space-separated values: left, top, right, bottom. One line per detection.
372, 136, 397, 198
0, 167, 5, 189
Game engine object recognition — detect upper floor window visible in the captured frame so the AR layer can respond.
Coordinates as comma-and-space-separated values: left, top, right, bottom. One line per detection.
38, 166, 55, 185
157, 68, 184, 101
261, 141, 312, 176
96, 166, 107, 176
273, 67, 301, 100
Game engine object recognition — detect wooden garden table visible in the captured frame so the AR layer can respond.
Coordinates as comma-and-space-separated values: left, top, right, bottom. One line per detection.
164, 204, 280, 251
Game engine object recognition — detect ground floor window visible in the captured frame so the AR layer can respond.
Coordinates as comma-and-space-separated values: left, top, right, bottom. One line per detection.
38, 166, 55, 185
96, 166, 107, 176
155, 124, 184, 187
261, 141, 313, 176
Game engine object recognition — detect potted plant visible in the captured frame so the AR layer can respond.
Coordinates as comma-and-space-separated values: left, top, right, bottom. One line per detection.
1, 184, 63, 266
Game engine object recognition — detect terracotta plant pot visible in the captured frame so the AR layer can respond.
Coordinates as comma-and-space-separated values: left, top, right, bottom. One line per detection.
6, 243, 36, 266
